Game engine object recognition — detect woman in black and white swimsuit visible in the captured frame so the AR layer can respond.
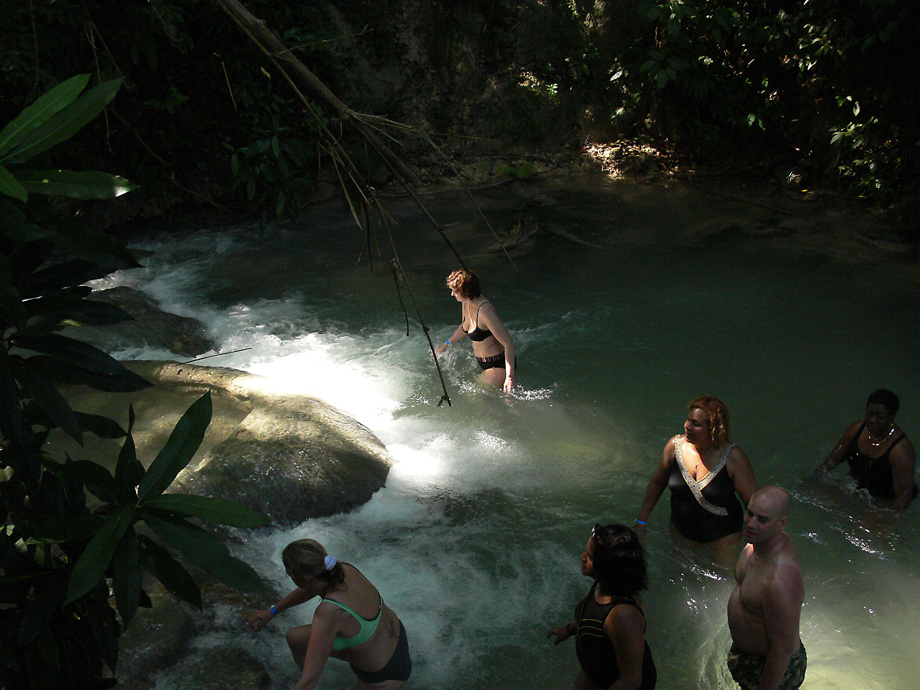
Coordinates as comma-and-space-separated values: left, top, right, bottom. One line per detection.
435, 268, 516, 392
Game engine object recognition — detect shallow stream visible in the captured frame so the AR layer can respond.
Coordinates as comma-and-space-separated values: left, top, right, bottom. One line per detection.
101, 177, 919, 689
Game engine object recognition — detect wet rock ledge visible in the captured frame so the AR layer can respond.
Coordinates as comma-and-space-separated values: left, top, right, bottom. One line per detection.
56, 359, 394, 526
51, 360, 394, 689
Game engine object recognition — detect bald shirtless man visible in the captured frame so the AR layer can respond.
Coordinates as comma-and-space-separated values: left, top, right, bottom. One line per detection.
726, 486, 806, 690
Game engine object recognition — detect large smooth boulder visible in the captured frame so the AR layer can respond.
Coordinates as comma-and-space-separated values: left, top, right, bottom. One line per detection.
154, 362, 393, 525
49, 360, 393, 525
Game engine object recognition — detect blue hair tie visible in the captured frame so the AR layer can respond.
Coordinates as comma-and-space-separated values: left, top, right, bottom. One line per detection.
324, 555, 337, 570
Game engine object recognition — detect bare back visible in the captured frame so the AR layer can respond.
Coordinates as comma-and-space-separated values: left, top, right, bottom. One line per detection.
319, 565, 403, 670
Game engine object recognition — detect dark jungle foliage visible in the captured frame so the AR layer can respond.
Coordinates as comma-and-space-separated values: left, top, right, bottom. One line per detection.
0, 76, 266, 690
1, 1, 916, 218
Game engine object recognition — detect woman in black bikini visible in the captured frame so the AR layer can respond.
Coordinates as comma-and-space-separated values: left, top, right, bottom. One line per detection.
434, 268, 516, 392
548, 524, 657, 690
814, 388, 917, 510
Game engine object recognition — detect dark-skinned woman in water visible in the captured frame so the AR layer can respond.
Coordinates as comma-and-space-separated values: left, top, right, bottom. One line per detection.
434, 268, 516, 392
635, 396, 757, 564
813, 388, 917, 510
248, 539, 411, 690
548, 523, 657, 690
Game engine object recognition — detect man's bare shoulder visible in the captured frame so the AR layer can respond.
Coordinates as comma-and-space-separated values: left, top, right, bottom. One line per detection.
763, 541, 804, 596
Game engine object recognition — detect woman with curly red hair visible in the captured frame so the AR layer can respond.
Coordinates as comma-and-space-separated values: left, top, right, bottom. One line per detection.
635, 396, 757, 559
434, 268, 516, 392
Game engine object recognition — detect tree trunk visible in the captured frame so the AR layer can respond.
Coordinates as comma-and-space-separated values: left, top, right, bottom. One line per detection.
213, 0, 421, 187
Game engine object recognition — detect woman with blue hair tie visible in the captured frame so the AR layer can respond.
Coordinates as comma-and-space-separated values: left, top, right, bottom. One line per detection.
248, 539, 411, 689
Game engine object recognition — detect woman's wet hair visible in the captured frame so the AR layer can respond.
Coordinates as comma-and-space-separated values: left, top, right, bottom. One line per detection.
282, 539, 345, 589
688, 395, 732, 447
591, 524, 648, 596
866, 388, 899, 415
446, 269, 482, 300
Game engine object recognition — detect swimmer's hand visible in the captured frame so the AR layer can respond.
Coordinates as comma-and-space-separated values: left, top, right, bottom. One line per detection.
547, 624, 574, 645
248, 609, 274, 632
503, 373, 515, 393
434, 343, 447, 356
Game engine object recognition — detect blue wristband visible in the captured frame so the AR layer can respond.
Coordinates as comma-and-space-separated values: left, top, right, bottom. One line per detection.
635, 519, 647, 526
446, 339, 451, 346
270, 605, 278, 616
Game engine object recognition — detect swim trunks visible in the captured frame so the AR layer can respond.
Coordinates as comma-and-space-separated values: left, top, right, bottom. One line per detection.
668, 436, 744, 542
351, 621, 412, 683
575, 581, 657, 690
727, 642, 806, 690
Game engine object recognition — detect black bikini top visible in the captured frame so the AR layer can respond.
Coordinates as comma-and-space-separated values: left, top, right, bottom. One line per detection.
462, 301, 493, 341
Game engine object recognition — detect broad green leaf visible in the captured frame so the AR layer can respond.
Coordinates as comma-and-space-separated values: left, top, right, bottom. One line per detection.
15, 573, 67, 645
0, 75, 89, 157
25, 293, 132, 326
41, 457, 116, 502
0, 196, 25, 226
142, 512, 263, 591
12, 358, 83, 443
145, 494, 268, 528
13, 330, 138, 368
112, 526, 142, 625
29, 355, 152, 392
3, 78, 124, 165
137, 393, 211, 501
23, 259, 118, 299
0, 163, 27, 201
137, 535, 202, 609
29, 513, 104, 541
0, 347, 28, 453
13, 334, 151, 392
73, 411, 126, 439
114, 428, 141, 503
83, 595, 119, 670
24, 627, 59, 681
44, 222, 141, 272
17, 169, 138, 200
1, 219, 48, 242
0, 254, 27, 329
0, 643, 21, 673
65, 502, 136, 604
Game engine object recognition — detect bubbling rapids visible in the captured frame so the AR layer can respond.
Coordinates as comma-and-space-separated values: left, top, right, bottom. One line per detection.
95, 181, 919, 689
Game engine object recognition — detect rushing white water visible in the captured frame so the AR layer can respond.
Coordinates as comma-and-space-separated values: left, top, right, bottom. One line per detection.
97, 181, 919, 689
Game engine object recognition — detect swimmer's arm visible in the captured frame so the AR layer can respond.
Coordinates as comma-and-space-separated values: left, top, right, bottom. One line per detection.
248, 587, 312, 630
606, 606, 646, 690
636, 439, 677, 527
727, 446, 757, 505
435, 324, 467, 354
293, 603, 338, 690
756, 568, 803, 690
890, 438, 917, 511
814, 421, 860, 476
478, 303, 516, 391
546, 621, 576, 645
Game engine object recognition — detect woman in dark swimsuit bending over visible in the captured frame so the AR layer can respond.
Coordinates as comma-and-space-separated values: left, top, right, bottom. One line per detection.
813, 388, 917, 510
548, 524, 657, 690
248, 539, 411, 690
635, 396, 757, 564
434, 268, 516, 392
